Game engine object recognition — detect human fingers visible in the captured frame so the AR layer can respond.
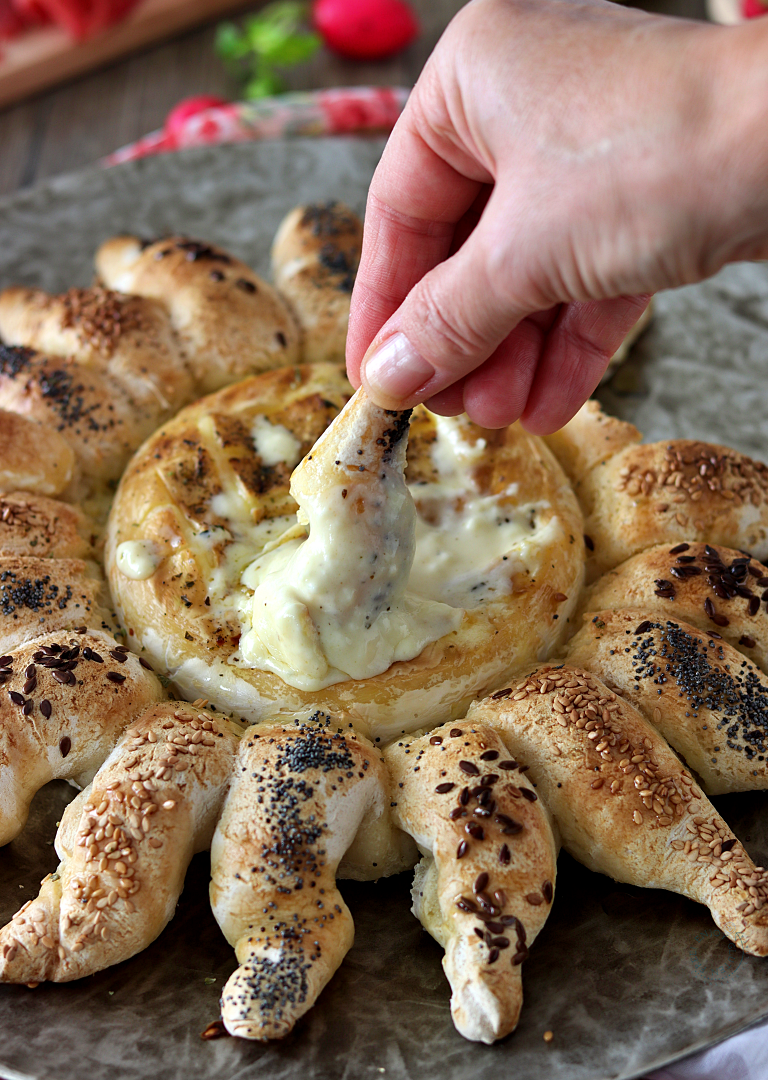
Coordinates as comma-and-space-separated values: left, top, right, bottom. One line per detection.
345, 99, 490, 388
444, 296, 651, 433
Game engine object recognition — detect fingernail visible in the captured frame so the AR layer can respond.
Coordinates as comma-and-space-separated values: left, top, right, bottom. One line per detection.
362, 333, 434, 404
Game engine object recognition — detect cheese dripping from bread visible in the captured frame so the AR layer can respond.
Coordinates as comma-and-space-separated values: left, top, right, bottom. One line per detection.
238, 390, 462, 689
237, 390, 561, 691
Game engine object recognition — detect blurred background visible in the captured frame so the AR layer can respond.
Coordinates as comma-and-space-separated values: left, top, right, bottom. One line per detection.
0, 0, 715, 198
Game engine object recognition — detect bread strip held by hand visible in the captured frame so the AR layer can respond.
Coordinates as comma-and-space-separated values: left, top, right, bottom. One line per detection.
467, 664, 768, 955
211, 712, 414, 1040
384, 721, 558, 1044
0, 702, 239, 983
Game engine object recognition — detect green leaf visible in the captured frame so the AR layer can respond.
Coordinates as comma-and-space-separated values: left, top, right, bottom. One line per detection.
214, 22, 249, 62
262, 31, 320, 66
244, 71, 285, 99
215, 1, 316, 97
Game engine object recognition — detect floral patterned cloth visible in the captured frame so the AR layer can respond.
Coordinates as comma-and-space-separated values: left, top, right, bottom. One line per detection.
104, 85, 409, 165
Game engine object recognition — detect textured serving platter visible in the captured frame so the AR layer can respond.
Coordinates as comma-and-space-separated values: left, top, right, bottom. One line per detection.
0, 138, 767, 1080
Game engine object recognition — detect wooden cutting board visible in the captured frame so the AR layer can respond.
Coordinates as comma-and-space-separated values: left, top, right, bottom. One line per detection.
0, 0, 251, 109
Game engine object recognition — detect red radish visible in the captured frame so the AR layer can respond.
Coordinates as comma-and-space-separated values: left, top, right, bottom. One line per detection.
10, 0, 51, 26
742, 0, 768, 15
314, 0, 419, 60
0, 0, 28, 38
164, 96, 228, 140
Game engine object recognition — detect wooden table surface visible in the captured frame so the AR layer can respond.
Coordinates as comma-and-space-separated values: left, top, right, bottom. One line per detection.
0, 0, 706, 200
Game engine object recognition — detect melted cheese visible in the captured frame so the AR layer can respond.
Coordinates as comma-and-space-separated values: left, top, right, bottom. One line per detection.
409, 414, 558, 608
238, 401, 461, 690
115, 540, 162, 580
252, 415, 302, 468
188, 407, 562, 695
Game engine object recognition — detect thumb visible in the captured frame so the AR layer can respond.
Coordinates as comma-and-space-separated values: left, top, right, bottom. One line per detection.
359, 212, 532, 411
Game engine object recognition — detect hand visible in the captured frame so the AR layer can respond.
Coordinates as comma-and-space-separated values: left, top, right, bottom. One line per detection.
346, 0, 768, 433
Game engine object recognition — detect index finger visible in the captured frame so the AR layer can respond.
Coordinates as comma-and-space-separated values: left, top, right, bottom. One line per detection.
346, 110, 489, 386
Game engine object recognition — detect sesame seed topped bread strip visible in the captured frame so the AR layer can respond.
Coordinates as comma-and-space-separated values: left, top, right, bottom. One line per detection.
0, 556, 113, 653
542, 399, 642, 489
0, 701, 239, 984
0, 410, 75, 497
95, 235, 300, 395
578, 440, 768, 581
211, 713, 413, 1040
576, 542, 768, 672
383, 722, 557, 1045
271, 202, 362, 364
467, 664, 768, 956
0, 286, 194, 423
0, 629, 164, 846
0, 493, 94, 561
0, 345, 161, 502
565, 610, 768, 795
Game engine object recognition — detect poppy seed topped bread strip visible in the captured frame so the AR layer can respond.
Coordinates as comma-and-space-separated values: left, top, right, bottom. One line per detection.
211, 713, 412, 1040
271, 202, 363, 365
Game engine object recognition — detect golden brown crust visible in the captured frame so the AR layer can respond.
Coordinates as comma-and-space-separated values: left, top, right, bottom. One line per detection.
106, 364, 585, 741
0, 286, 194, 420
271, 202, 362, 364
384, 721, 557, 1044
211, 712, 409, 1040
0, 492, 94, 560
0, 344, 158, 496
543, 399, 641, 489
0, 628, 164, 846
0, 409, 75, 496
95, 235, 300, 394
0, 556, 113, 652
468, 665, 768, 955
579, 440, 768, 580
0, 701, 238, 983
576, 542, 768, 671
565, 608, 768, 795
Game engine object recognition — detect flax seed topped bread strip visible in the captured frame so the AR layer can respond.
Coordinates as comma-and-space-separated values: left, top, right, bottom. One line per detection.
384, 720, 558, 1044
467, 664, 768, 957
575, 542, 768, 672
0, 628, 164, 846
